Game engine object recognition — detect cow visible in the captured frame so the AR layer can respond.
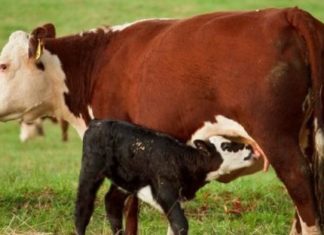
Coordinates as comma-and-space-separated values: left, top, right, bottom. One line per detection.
19, 117, 69, 142
0, 7, 323, 235
75, 119, 261, 235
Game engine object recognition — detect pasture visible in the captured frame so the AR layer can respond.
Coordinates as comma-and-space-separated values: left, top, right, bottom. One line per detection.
0, 1, 324, 234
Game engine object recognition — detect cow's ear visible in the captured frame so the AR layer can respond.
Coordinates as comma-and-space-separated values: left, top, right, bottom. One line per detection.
194, 140, 213, 156
40, 23, 56, 38
28, 23, 56, 61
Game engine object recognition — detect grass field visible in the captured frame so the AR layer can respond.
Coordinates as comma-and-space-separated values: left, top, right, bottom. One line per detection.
0, 1, 324, 235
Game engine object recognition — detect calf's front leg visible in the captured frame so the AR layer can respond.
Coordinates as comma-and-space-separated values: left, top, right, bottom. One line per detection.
156, 187, 188, 235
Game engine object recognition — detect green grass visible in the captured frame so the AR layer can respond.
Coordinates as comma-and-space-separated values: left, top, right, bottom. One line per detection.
0, 121, 293, 235
1, 1, 324, 234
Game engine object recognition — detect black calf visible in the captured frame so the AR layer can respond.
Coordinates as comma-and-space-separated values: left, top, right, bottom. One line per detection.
75, 120, 257, 235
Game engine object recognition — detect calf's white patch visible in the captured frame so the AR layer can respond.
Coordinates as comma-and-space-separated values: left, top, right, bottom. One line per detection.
137, 185, 163, 212
206, 136, 255, 181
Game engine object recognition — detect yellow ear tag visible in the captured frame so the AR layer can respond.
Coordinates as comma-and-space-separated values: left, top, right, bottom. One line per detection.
35, 39, 43, 61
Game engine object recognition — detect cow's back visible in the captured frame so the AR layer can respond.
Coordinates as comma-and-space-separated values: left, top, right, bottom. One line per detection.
93, 8, 316, 151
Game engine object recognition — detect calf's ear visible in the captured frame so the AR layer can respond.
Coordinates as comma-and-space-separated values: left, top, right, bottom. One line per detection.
194, 140, 213, 156
28, 23, 56, 61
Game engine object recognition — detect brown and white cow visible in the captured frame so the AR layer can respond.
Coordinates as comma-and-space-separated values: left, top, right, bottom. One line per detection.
0, 7, 323, 235
19, 118, 69, 142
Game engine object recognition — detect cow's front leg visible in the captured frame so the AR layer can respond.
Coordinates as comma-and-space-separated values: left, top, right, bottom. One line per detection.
105, 184, 130, 235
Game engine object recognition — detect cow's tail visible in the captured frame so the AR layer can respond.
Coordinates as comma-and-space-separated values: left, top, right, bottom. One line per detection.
287, 7, 324, 231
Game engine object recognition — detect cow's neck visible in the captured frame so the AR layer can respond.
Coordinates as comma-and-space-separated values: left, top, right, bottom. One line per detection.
44, 29, 112, 137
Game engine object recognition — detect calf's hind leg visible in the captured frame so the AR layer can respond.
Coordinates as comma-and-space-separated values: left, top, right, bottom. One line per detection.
75, 152, 106, 235
75, 175, 104, 235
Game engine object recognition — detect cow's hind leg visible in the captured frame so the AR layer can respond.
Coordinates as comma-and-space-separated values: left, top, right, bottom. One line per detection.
270, 139, 321, 235
105, 184, 130, 235
290, 212, 302, 235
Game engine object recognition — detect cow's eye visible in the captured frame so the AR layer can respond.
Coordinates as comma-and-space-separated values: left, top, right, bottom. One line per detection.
0, 63, 8, 71
36, 61, 45, 71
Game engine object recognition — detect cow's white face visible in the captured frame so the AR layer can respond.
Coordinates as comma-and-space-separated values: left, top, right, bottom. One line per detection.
0, 31, 67, 122
206, 136, 257, 181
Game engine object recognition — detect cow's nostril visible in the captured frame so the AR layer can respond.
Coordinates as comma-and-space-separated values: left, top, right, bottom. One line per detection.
0, 63, 8, 71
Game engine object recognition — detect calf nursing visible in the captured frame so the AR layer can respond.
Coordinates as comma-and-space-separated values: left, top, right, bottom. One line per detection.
75, 120, 259, 235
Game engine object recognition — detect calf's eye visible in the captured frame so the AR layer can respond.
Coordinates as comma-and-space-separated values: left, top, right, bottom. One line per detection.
221, 142, 231, 151
221, 141, 245, 152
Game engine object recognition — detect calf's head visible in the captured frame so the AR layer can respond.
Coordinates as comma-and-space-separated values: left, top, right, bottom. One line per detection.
193, 136, 259, 183
205, 136, 259, 182
0, 23, 66, 122
189, 115, 269, 183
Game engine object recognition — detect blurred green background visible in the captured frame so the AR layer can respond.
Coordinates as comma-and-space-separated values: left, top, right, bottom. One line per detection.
0, 0, 323, 45
0, 1, 323, 234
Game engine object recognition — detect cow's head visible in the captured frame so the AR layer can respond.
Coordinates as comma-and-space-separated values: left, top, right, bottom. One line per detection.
0, 23, 67, 122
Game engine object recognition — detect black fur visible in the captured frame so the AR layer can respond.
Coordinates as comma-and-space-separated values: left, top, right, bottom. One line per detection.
75, 120, 224, 235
